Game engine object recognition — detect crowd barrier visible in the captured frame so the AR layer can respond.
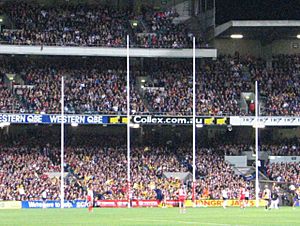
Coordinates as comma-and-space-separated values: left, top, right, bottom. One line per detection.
12, 199, 298, 208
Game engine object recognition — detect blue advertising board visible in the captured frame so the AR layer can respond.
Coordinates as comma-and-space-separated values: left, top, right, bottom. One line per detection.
22, 200, 87, 208
0, 114, 109, 124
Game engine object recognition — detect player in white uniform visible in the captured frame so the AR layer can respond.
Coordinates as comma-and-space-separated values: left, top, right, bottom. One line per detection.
222, 187, 229, 209
178, 186, 187, 213
87, 188, 94, 212
244, 188, 250, 207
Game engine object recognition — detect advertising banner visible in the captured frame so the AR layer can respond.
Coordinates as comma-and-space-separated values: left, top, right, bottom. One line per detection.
0, 201, 21, 209
131, 116, 229, 125
0, 114, 108, 125
230, 116, 300, 126
95, 200, 179, 208
21, 199, 292, 208
21, 200, 87, 208
185, 200, 265, 207
0, 113, 299, 126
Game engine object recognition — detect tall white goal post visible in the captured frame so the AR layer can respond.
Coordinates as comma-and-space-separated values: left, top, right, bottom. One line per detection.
255, 80, 259, 207
192, 37, 197, 204
60, 76, 65, 208
126, 35, 131, 208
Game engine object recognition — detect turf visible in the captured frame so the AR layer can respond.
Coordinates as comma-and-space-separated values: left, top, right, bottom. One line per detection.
0, 207, 299, 226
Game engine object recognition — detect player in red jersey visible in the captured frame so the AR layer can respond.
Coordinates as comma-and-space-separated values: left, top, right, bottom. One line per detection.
178, 185, 187, 213
239, 185, 246, 209
87, 187, 94, 212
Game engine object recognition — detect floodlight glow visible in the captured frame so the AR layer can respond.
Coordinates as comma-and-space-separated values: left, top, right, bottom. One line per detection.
71, 122, 79, 127
297, 34, 300, 39
196, 124, 203, 128
141, 79, 146, 83
130, 123, 140, 128
230, 34, 243, 39
0, 18, 3, 23
132, 22, 138, 27
0, 122, 10, 128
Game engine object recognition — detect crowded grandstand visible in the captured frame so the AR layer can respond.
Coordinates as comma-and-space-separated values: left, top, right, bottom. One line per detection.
0, 0, 300, 225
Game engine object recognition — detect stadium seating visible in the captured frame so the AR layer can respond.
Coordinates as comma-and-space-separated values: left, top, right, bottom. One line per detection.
1, 123, 299, 202
261, 144, 300, 156
0, 141, 257, 201
0, 54, 299, 115
261, 55, 300, 116
0, 2, 129, 47
0, 1, 196, 48
266, 162, 300, 185
0, 85, 21, 113
133, 7, 193, 48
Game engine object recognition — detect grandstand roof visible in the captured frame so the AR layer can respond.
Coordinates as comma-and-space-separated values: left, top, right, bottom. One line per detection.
215, 20, 300, 40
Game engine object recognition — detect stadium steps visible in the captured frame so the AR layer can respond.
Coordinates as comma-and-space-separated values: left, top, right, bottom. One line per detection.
135, 77, 155, 113
139, 18, 150, 33
258, 95, 268, 115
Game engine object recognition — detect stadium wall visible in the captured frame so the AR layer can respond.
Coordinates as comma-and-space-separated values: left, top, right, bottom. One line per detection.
267, 39, 300, 55
271, 127, 300, 140
269, 156, 300, 164
28, 0, 129, 8
224, 156, 247, 167
214, 39, 300, 57
213, 39, 262, 57
0, 45, 217, 58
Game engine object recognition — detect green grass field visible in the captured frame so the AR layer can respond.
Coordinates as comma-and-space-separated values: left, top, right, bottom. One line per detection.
0, 207, 299, 226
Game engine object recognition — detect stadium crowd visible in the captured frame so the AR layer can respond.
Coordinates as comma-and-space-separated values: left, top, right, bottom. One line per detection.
0, 85, 21, 113
0, 135, 256, 201
260, 55, 300, 116
260, 143, 300, 156
0, 146, 61, 201
0, 54, 299, 115
189, 148, 254, 200
143, 61, 192, 115
0, 1, 197, 48
266, 162, 300, 186
1, 58, 130, 114
197, 55, 255, 116
1, 2, 129, 47
134, 7, 194, 48
1, 124, 300, 202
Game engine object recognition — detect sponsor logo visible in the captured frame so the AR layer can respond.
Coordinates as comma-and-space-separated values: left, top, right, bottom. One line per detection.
22, 200, 86, 208
0, 201, 21, 209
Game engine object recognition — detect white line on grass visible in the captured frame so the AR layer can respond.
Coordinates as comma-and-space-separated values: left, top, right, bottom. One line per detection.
123, 218, 233, 226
